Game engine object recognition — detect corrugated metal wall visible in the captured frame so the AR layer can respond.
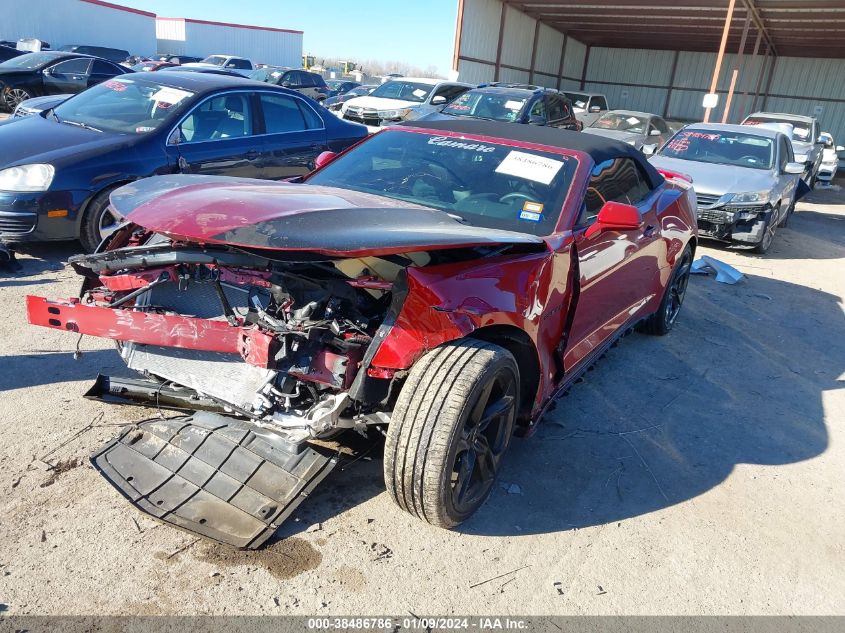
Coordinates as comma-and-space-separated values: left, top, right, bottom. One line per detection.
455, 0, 589, 89
182, 20, 302, 68
155, 17, 186, 55
2, 0, 155, 55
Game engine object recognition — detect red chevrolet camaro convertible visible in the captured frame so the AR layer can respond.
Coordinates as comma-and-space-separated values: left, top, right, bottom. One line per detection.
28, 120, 697, 548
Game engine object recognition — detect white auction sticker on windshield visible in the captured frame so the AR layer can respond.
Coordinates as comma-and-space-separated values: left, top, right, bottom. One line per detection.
412, 89, 427, 98
495, 151, 565, 185
151, 87, 193, 105
505, 100, 523, 110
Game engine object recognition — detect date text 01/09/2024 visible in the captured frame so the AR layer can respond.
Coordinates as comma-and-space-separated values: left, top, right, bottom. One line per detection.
306, 617, 529, 630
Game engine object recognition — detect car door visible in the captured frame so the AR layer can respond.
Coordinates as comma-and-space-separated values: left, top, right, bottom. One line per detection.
563, 157, 662, 370
167, 91, 264, 178
87, 59, 124, 88
257, 91, 327, 179
775, 134, 799, 216
42, 57, 92, 94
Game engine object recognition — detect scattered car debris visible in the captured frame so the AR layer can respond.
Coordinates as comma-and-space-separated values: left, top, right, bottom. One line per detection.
691, 256, 745, 284
469, 565, 531, 589
553, 581, 564, 595
370, 543, 393, 561
597, 585, 607, 595
306, 523, 322, 533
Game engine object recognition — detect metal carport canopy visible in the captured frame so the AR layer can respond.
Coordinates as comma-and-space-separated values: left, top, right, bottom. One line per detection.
508, 0, 845, 59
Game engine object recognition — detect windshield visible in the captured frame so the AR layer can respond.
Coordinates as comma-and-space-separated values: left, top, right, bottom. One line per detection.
52, 77, 194, 134
442, 91, 527, 122
0, 52, 61, 70
370, 81, 433, 103
200, 55, 227, 66
563, 92, 588, 110
659, 130, 774, 170
325, 80, 345, 89
592, 112, 648, 133
132, 62, 158, 72
306, 130, 577, 236
744, 116, 811, 142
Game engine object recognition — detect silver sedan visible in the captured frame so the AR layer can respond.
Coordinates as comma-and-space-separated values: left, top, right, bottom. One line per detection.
649, 122, 808, 254
581, 110, 671, 154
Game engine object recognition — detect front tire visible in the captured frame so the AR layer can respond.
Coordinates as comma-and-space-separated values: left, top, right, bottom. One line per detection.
641, 245, 692, 336
79, 187, 123, 253
383, 340, 519, 528
752, 215, 776, 254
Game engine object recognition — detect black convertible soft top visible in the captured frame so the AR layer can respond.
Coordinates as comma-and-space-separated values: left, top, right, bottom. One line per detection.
398, 119, 665, 189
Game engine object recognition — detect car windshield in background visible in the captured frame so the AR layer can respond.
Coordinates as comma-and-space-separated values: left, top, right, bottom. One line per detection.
307, 130, 576, 236
659, 130, 774, 170
370, 81, 433, 103
442, 92, 527, 122
745, 116, 811, 142
592, 113, 648, 133
326, 80, 345, 89
200, 55, 227, 66
132, 62, 157, 72
52, 77, 193, 134
563, 92, 588, 110
0, 52, 59, 69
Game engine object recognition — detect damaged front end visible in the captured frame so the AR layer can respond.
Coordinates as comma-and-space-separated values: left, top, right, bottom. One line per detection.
31, 238, 408, 440
27, 235, 418, 546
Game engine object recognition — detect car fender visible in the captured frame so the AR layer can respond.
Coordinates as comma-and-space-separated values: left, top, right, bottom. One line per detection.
368, 246, 575, 411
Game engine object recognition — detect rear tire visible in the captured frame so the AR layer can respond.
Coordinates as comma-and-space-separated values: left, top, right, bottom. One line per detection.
383, 340, 519, 528
79, 186, 123, 253
641, 245, 692, 336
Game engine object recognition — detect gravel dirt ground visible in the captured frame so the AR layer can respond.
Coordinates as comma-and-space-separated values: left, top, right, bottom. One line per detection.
0, 184, 843, 616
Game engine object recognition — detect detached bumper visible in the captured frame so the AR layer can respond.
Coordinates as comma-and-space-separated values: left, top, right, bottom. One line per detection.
696, 205, 769, 245
0, 189, 89, 243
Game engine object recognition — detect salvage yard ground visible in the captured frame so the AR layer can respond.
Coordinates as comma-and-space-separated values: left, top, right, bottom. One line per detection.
0, 185, 843, 615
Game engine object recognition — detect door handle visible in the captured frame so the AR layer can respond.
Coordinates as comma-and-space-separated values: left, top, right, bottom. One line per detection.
643, 224, 657, 237
246, 149, 259, 160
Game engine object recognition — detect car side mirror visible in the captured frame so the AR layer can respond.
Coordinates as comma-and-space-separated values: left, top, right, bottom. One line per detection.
649, 129, 662, 136
584, 201, 642, 239
431, 95, 447, 105
783, 162, 804, 175
527, 114, 546, 126
314, 151, 338, 170
642, 144, 657, 156
281, 81, 292, 87
168, 128, 182, 145
589, 105, 602, 113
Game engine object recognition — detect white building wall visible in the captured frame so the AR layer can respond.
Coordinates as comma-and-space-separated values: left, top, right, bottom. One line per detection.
155, 17, 186, 55
182, 19, 302, 68
2, 0, 155, 55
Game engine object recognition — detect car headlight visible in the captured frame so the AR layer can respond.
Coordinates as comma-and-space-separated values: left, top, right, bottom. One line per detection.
724, 190, 771, 204
378, 108, 413, 120
0, 164, 55, 192
794, 153, 809, 163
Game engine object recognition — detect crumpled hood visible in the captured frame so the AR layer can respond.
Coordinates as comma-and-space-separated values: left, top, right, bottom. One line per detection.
110, 175, 545, 256
0, 114, 133, 167
581, 128, 642, 145
650, 155, 776, 196
341, 95, 419, 113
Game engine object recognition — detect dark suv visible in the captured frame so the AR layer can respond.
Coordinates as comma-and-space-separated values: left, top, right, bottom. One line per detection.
58, 45, 130, 63
267, 69, 330, 101
419, 84, 581, 131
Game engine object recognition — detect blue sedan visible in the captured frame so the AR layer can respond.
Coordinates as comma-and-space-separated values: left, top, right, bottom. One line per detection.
0, 71, 368, 251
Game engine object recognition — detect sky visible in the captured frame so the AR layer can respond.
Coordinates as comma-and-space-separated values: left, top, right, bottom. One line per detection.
119, 0, 458, 75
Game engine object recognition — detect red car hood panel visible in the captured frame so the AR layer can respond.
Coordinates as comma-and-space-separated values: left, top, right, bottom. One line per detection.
110, 176, 544, 256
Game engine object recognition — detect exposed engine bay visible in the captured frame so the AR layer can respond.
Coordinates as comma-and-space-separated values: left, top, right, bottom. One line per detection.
64, 237, 433, 440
